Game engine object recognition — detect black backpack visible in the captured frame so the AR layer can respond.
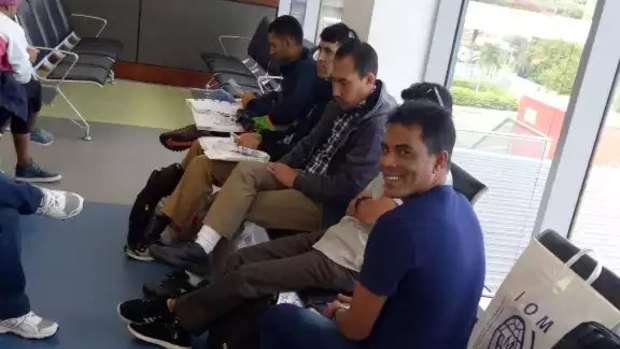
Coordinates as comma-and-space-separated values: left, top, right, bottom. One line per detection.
126, 163, 184, 248
553, 322, 620, 349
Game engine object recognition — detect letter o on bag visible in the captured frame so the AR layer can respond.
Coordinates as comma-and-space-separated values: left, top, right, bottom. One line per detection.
524, 303, 538, 315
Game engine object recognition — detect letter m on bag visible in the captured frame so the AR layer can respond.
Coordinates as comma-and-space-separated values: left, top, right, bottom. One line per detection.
536, 316, 554, 333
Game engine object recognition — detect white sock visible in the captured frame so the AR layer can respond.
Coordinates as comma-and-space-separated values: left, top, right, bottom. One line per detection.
195, 225, 221, 254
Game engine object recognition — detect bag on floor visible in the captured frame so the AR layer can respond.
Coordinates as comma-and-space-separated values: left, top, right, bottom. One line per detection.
468, 237, 620, 349
207, 296, 276, 349
552, 322, 620, 349
126, 163, 184, 248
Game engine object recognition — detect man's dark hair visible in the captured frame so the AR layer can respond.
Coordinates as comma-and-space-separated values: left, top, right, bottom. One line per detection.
320, 23, 358, 46
401, 82, 453, 111
268, 15, 303, 45
335, 41, 378, 78
388, 100, 456, 159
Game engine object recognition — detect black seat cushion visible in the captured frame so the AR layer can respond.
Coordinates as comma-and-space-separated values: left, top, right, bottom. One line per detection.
201, 52, 232, 62
48, 64, 109, 85
55, 54, 114, 70
73, 38, 123, 59
207, 58, 254, 77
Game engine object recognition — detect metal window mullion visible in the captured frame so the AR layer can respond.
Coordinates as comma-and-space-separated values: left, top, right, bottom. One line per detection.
533, 0, 620, 238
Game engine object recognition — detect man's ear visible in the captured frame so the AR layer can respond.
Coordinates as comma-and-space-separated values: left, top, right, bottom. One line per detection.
364, 72, 377, 88
434, 151, 449, 173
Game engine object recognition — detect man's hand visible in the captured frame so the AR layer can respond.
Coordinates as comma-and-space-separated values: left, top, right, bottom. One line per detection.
26, 47, 39, 63
321, 300, 345, 319
237, 132, 262, 149
241, 91, 258, 108
266, 162, 298, 188
321, 294, 351, 319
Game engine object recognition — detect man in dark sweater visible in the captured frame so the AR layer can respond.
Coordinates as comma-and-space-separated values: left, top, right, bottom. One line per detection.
239, 15, 318, 129
261, 101, 485, 349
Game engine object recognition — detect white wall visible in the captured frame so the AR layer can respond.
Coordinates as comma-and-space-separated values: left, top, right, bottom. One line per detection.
367, 0, 440, 100
342, 0, 375, 41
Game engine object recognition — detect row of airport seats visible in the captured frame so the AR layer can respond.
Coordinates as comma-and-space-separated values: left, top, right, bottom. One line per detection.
17, 0, 123, 140
200, 16, 315, 96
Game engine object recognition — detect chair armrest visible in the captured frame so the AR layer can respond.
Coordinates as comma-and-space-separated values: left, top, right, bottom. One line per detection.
32, 46, 79, 84
70, 13, 108, 37
218, 35, 251, 55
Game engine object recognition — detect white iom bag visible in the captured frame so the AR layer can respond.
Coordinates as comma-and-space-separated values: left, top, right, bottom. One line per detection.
468, 237, 620, 349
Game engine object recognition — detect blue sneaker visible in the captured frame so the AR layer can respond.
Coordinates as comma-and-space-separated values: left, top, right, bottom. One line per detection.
30, 127, 54, 146
15, 163, 62, 183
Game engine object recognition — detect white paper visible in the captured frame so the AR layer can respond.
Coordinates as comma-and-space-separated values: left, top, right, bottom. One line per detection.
198, 137, 270, 162
277, 292, 305, 307
187, 99, 244, 133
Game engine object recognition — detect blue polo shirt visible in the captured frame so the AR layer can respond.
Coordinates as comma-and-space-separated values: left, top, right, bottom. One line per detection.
360, 185, 485, 349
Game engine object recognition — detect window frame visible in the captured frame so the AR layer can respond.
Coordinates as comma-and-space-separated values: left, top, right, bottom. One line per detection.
424, 0, 620, 240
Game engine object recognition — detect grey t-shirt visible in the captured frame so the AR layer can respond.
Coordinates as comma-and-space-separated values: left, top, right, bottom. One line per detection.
312, 172, 453, 272
313, 175, 394, 272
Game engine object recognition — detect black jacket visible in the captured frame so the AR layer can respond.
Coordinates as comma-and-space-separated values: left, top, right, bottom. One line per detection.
0, 71, 27, 122
246, 48, 319, 126
281, 81, 397, 227
259, 79, 332, 161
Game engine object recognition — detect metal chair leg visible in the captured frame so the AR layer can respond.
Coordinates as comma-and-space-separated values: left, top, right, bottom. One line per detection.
57, 88, 91, 141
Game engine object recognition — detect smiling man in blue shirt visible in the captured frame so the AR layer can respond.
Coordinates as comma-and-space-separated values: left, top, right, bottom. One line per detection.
259, 100, 486, 349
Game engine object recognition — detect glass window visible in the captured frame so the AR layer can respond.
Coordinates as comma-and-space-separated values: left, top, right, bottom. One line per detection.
571, 72, 620, 276
449, 0, 598, 290
290, 0, 309, 25
316, 0, 344, 38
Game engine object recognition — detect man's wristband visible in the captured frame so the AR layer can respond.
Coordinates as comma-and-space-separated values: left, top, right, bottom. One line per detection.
354, 196, 372, 213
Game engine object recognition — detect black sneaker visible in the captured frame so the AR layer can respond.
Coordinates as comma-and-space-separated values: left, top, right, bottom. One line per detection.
127, 320, 191, 349
15, 162, 62, 183
149, 242, 210, 270
117, 298, 173, 324
158, 124, 213, 152
143, 271, 197, 299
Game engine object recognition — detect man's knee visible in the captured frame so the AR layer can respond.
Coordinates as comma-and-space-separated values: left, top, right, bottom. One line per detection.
185, 155, 214, 177
235, 161, 267, 178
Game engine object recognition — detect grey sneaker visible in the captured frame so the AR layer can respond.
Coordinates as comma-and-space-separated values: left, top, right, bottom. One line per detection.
36, 187, 84, 220
0, 311, 58, 339
15, 163, 62, 183
149, 242, 210, 270
30, 127, 54, 146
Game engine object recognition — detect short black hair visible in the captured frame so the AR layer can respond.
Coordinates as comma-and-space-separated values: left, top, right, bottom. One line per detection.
320, 23, 358, 46
401, 82, 453, 111
335, 41, 378, 78
268, 15, 303, 45
387, 100, 456, 159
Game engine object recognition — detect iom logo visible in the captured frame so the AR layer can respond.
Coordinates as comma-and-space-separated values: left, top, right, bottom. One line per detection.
486, 291, 556, 349
488, 315, 529, 349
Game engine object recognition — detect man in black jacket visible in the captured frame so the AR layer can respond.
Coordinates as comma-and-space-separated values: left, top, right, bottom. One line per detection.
124, 24, 358, 260
150, 41, 395, 270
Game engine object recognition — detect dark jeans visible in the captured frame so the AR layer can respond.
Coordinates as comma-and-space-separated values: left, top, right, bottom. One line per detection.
259, 304, 362, 349
0, 79, 42, 135
175, 230, 358, 334
0, 173, 43, 319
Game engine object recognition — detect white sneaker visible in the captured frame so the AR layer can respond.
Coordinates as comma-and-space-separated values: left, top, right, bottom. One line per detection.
0, 312, 59, 339
36, 187, 84, 220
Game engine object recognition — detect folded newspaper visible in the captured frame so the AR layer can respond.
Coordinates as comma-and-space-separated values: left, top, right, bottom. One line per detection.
187, 99, 244, 133
198, 137, 270, 162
